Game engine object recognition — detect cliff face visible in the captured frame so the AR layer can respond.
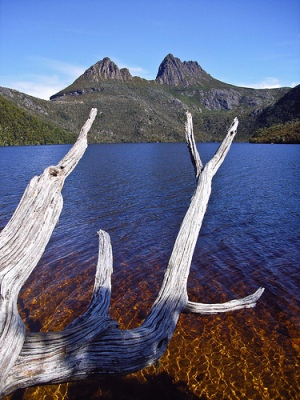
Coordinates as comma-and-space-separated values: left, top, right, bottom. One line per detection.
155, 54, 213, 87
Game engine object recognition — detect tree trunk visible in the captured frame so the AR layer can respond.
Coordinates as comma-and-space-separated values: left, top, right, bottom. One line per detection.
0, 109, 264, 398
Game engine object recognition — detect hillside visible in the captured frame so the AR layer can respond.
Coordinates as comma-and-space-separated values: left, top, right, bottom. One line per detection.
0, 54, 293, 145
250, 120, 300, 144
254, 83, 300, 126
0, 94, 75, 146
250, 84, 300, 143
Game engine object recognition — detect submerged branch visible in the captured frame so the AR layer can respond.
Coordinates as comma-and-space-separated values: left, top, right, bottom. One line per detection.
0, 109, 264, 398
184, 287, 265, 314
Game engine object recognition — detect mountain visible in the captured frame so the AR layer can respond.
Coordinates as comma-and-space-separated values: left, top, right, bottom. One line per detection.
0, 54, 294, 145
49, 57, 135, 100
52, 57, 133, 98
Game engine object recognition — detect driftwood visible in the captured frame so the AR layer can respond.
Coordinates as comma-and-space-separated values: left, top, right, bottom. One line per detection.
0, 109, 264, 397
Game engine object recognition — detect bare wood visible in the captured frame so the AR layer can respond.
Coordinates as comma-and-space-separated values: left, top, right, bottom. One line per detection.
184, 287, 265, 314
0, 109, 97, 391
0, 110, 264, 397
185, 111, 203, 178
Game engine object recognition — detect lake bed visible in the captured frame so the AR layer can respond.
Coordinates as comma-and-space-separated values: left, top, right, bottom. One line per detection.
1, 142, 299, 399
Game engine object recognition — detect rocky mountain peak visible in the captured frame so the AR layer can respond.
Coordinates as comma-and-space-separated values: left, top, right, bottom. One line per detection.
155, 53, 213, 87
80, 57, 133, 83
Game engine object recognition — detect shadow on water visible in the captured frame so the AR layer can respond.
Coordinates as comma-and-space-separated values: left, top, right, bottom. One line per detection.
68, 373, 204, 400
9, 373, 204, 400
18, 299, 43, 332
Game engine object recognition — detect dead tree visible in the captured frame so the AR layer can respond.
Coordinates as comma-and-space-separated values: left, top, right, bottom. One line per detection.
0, 109, 264, 397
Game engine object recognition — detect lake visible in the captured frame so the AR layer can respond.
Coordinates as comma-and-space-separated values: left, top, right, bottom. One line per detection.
1, 142, 299, 399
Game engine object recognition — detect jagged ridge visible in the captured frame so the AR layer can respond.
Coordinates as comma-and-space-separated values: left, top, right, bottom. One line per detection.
155, 53, 213, 87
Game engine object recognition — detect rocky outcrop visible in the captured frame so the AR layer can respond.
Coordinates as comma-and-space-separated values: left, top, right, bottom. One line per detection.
77, 57, 133, 83
120, 67, 133, 80
155, 54, 213, 87
198, 88, 281, 111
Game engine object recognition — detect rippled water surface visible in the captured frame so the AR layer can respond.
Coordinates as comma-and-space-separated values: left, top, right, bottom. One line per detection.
1, 142, 299, 399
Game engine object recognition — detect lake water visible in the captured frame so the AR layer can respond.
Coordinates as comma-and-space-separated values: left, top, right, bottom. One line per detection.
1, 142, 299, 400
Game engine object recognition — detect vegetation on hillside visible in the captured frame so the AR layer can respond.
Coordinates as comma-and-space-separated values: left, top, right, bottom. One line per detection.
250, 120, 300, 144
0, 95, 75, 146
253, 85, 300, 126
249, 84, 300, 144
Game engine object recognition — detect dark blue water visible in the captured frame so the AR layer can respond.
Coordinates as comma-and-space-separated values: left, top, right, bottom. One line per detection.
1, 142, 299, 399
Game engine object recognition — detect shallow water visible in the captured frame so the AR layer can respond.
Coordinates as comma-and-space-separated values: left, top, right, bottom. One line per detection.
1, 142, 299, 399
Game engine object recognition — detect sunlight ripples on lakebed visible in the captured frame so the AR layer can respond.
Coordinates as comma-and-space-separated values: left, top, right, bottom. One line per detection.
1, 142, 299, 399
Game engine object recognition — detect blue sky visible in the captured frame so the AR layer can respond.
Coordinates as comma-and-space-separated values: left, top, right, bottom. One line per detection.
0, 0, 299, 100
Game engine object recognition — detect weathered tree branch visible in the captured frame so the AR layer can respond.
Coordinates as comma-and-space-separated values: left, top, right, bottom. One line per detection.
0, 110, 264, 398
184, 287, 265, 314
0, 109, 97, 392
185, 111, 203, 179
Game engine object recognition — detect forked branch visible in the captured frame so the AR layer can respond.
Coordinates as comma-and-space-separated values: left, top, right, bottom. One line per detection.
0, 110, 264, 397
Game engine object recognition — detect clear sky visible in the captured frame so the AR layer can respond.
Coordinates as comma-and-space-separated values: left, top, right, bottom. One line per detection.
0, 0, 299, 100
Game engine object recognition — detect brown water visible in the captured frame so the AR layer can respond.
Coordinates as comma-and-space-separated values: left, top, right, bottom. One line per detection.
1, 143, 299, 399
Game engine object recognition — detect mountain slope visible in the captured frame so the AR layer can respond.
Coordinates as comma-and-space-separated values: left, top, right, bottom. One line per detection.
0, 55, 293, 144
250, 84, 300, 143
0, 93, 74, 146
253, 84, 300, 127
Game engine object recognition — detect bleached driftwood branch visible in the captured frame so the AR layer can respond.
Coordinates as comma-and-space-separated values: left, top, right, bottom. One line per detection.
0, 110, 264, 397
